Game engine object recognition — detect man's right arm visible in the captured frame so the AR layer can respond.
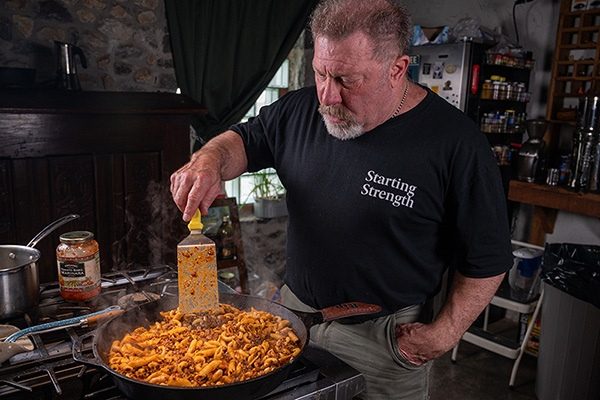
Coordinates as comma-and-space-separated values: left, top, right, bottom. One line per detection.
170, 130, 248, 221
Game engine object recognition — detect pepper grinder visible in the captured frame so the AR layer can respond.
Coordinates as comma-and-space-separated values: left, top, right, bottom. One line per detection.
517, 119, 548, 183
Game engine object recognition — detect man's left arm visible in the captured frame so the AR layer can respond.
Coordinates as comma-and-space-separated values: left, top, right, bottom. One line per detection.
395, 271, 505, 365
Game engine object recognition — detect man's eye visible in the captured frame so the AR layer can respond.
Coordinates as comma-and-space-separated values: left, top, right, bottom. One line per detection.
340, 78, 355, 87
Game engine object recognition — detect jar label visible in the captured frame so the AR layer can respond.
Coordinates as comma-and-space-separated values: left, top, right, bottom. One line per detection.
57, 253, 101, 292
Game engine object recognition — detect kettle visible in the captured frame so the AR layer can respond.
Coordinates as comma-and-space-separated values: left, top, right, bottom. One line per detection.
55, 41, 87, 91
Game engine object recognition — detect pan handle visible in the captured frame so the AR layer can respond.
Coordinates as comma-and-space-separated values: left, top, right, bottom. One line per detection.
297, 302, 382, 328
320, 302, 382, 322
72, 331, 103, 367
4, 306, 121, 343
26, 214, 80, 248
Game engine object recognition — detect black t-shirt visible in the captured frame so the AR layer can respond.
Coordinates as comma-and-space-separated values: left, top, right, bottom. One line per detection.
231, 86, 512, 316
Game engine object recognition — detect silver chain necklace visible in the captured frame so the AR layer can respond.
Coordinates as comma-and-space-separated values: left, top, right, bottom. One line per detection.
392, 81, 410, 118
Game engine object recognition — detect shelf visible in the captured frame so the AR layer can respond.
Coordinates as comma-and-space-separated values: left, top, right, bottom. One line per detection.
553, 93, 596, 98
558, 43, 598, 49
557, 60, 596, 65
508, 180, 600, 218
479, 99, 529, 107
482, 63, 533, 71
482, 130, 525, 135
556, 76, 597, 81
564, 7, 600, 16
548, 119, 576, 126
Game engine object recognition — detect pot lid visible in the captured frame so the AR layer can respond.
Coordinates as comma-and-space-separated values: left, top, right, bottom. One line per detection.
0, 245, 41, 272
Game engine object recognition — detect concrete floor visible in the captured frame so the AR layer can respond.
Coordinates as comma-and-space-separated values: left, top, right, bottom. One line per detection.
429, 317, 538, 400
430, 342, 537, 400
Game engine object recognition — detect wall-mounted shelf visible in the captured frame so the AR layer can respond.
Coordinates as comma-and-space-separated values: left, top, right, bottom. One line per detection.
508, 180, 600, 245
508, 180, 600, 219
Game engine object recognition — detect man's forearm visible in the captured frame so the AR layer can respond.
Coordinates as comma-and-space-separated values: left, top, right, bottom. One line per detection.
432, 271, 505, 341
191, 130, 248, 180
394, 270, 506, 364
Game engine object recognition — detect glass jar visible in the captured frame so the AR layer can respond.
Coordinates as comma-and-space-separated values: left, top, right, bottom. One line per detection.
492, 82, 500, 100
481, 80, 493, 99
56, 231, 101, 302
506, 83, 514, 101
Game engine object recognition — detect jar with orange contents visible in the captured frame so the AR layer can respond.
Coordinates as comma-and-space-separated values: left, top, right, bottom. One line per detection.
56, 231, 101, 301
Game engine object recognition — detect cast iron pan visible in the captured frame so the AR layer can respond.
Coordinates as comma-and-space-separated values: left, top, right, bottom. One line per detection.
73, 292, 380, 400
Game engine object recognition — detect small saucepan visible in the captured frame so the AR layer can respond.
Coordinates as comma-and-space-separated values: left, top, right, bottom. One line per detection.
0, 214, 79, 320
73, 292, 381, 400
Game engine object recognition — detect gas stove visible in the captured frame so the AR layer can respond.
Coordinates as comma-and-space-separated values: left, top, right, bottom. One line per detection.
0, 266, 365, 399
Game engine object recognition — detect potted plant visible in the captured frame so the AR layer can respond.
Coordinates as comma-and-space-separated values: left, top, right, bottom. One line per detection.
246, 170, 287, 219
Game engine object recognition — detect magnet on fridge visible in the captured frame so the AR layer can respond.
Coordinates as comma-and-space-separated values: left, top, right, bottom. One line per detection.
432, 62, 444, 79
445, 64, 457, 74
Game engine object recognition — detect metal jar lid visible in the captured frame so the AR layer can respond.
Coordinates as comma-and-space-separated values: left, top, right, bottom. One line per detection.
59, 231, 94, 244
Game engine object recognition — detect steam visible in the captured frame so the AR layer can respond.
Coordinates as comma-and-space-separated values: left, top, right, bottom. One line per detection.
111, 180, 184, 270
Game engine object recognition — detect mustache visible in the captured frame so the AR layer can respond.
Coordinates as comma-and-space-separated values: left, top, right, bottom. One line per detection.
318, 104, 353, 121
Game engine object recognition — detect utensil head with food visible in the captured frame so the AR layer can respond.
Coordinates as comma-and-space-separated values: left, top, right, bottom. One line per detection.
177, 210, 219, 313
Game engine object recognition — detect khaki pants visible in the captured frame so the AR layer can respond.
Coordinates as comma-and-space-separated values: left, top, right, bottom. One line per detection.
280, 285, 430, 400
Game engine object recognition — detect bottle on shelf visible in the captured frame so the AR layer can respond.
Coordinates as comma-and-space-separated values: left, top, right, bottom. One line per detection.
568, 96, 600, 192
217, 214, 235, 260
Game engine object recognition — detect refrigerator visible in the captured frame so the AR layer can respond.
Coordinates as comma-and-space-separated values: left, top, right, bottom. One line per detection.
408, 41, 486, 119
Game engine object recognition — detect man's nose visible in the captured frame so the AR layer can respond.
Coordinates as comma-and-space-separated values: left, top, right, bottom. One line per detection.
319, 78, 342, 106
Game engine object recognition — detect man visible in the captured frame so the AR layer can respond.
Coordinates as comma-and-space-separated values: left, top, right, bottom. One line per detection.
170, 0, 513, 398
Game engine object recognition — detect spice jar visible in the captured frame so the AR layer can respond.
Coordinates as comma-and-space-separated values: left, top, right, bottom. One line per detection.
56, 231, 101, 301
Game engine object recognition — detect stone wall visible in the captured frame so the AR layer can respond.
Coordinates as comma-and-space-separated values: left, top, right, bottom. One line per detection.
0, 0, 176, 92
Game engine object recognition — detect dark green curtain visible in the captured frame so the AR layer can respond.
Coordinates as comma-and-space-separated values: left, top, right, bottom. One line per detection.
165, 0, 318, 150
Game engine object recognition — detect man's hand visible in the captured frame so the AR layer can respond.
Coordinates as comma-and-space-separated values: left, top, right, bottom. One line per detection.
169, 131, 248, 221
170, 157, 223, 221
395, 272, 506, 366
395, 322, 459, 366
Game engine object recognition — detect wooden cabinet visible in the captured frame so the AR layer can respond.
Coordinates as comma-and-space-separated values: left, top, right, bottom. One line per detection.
0, 90, 206, 283
545, 1, 600, 148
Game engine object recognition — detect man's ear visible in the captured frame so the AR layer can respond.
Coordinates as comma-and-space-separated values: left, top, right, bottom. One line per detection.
390, 54, 410, 87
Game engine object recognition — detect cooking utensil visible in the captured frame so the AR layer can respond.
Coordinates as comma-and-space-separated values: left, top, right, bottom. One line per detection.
73, 293, 381, 400
0, 214, 80, 320
177, 210, 218, 313
0, 306, 122, 364
0, 325, 33, 364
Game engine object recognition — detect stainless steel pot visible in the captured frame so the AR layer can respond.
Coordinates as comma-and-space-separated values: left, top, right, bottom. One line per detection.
0, 245, 41, 319
0, 215, 79, 320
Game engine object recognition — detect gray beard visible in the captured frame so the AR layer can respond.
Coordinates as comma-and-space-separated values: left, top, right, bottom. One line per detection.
322, 118, 365, 140
318, 104, 365, 140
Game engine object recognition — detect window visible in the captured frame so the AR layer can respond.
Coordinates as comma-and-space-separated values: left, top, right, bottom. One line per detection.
224, 60, 288, 204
